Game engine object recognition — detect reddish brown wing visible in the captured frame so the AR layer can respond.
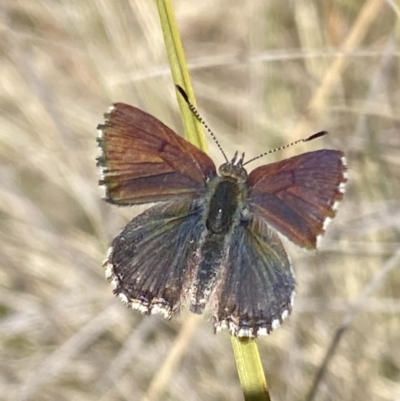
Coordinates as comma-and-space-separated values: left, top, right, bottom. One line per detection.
97, 103, 217, 205
246, 150, 347, 249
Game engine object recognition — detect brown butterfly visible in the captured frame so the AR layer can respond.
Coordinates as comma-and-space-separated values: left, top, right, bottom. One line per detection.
97, 90, 347, 337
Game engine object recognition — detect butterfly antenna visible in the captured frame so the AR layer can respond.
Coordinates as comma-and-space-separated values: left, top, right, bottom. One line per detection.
243, 130, 328, 166
176, 85, 229, 162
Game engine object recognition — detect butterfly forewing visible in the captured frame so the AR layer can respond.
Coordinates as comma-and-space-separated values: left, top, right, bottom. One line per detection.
246, 150, 347, 249
105, 200, 205, 317
213, 217, 295, 337
97, 103, 217, 205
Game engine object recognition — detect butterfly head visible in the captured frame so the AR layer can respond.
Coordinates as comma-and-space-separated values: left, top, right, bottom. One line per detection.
218, 152, 248, 182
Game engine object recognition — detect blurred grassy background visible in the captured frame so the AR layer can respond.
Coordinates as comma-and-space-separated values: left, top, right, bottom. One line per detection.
1, 1, 400, 400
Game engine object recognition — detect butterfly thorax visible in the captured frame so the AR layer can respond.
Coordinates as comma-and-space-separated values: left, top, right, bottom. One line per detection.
204, 152, 249, 235
206, 179, 244, 234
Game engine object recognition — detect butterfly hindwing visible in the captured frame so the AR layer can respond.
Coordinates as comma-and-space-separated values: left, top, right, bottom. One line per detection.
247, 150, 347, 249
97, 103, 217, 205
105, 200, 205, 317
213, 217, 295, 337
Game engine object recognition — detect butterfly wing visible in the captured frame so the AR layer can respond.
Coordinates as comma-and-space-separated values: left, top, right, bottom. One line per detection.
246, 150, 347, 249
97, 103, 217, 205
213, 217, 295, 337
105, 199, 205, 317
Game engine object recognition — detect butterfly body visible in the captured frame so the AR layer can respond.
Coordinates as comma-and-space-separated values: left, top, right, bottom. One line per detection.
97, 102, 347, 337
190, 169, 248, 315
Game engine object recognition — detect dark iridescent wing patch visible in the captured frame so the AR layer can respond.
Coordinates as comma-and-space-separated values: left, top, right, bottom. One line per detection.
97, 103, 217, 205
213, 217, 295, 337
247, 150, 347, 249
104, 200, 205, 317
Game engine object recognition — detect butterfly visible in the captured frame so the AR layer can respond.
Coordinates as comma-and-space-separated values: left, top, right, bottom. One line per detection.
97, 90, 347, 337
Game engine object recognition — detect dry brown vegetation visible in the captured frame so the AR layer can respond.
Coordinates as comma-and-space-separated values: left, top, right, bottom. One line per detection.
1, 1, 400, 400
